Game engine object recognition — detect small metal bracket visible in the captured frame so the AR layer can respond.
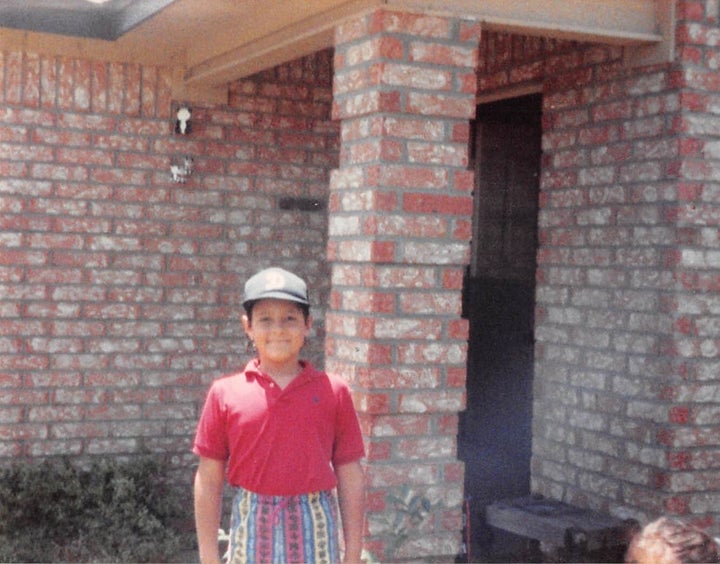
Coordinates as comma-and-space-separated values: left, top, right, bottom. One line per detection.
278, 197, 325, 212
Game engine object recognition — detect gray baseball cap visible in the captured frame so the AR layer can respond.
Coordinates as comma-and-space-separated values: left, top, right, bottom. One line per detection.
242, 267, 309, 306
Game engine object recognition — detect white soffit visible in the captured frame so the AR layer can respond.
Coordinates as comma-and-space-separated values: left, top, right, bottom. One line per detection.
184, 0, 673, 91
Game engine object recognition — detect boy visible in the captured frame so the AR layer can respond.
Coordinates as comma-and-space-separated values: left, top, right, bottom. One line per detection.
193, 267, 365, 564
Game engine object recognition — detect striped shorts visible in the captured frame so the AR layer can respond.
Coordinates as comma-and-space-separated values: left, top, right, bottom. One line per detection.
227, 487, 340, 564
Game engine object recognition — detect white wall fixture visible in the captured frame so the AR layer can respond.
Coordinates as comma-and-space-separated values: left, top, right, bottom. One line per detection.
170, 156, 193, 183
175, 106, 192, 135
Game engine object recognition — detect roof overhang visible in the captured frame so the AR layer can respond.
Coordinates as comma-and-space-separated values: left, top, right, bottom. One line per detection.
0, 0, 674, 104
0, 0, 177, 41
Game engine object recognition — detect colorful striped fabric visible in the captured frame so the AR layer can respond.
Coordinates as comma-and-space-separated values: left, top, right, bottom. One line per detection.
227, 487, 340, 563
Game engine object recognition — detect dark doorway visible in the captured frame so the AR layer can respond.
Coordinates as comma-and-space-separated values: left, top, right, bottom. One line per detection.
458, 94, 542, 562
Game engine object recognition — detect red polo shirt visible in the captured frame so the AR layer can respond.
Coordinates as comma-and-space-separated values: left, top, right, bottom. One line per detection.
192, 360, 365, 496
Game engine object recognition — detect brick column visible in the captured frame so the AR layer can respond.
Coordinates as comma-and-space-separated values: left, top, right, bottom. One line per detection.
327, 10, 479, 561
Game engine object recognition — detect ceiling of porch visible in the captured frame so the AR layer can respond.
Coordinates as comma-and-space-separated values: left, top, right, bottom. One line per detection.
0, 0, 674, 103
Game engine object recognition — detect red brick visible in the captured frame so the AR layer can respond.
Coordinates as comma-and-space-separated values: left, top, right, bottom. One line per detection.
403, 192, 472, 215
365, 462, 438, 488
445, 367, 466, 388
39, 56, 57, 109
407, 141, 468, 167
665, 496, 690, 514
370, 10, 451, 39
4, 52, 22, 105
407, 92, 476, 118
74, 58, 91, 111
398, 390, 465, 413
26, 440, 83, 457
86, 438, 139, 454
28, 406, 82, 422
0, 423, 48, 441
383, 62, 452, 90
353, 390, 392, 415
410, 42, 477, 68
380, 165, 448, 189
395, 436, 455, 459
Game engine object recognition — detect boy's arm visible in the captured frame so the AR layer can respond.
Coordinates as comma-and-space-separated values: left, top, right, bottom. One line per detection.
335, 460, 365, 564
194, 456, 226, 564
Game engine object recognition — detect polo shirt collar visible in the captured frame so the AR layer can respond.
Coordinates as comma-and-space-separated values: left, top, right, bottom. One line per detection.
243, 358, 318, 387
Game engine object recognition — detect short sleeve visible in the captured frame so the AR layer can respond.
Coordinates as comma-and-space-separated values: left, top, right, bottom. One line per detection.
192, 383, 229, 461
331, 381, 365, 466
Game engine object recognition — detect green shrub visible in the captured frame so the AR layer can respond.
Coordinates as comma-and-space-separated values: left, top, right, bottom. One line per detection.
0, 455, 188, 563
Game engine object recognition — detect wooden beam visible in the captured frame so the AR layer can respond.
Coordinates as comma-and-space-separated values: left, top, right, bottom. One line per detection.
389, 0, 664, 45
388, 0, 674, 66
183, 28, 334, 88
182, 0, 672, 92
171, 68, 229, 105
183, 0, 381, 88
623, 0, 676, 66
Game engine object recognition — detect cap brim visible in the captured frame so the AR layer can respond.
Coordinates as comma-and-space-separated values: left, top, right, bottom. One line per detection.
243, 291, 309, 305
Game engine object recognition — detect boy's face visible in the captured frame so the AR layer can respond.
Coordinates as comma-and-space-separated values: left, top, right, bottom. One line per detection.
242, 299, 311, 367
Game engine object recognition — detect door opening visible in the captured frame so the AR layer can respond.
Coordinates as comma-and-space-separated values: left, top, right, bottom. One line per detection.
458, 93, 542, 561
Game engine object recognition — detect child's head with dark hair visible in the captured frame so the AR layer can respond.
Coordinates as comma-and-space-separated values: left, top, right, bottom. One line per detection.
243, 300, 310, 323
241, 267, 310, 322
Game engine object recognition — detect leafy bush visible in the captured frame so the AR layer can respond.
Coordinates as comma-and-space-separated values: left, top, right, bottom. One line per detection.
0, 455, 189, 563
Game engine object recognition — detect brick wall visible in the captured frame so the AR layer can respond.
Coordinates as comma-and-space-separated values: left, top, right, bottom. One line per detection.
533, 40, 682, 519
328, 10, 477, 560
664, 0, 720, 523
476, 1, 720, 530
4, 1, 720, 558
0, 49, 337, 464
